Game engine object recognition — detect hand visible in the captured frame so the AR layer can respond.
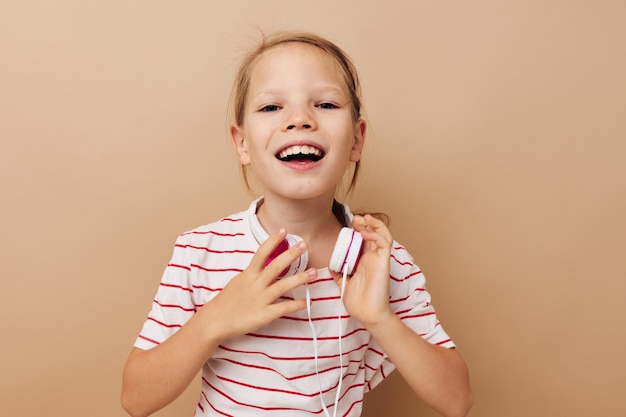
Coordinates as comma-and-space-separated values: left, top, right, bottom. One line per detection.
199, 228, 316, 341
332, 214, 395, 326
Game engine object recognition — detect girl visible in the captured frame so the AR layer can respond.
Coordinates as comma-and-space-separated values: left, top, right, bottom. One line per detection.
121, 31, 472, 417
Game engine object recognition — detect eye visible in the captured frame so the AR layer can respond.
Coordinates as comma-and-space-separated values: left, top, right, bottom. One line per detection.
259, 104, 281, 112
317, 102, 339, 110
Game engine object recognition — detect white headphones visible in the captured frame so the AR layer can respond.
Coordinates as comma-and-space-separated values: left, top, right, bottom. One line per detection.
248, 198, 363, 276
329, 227, 363, 275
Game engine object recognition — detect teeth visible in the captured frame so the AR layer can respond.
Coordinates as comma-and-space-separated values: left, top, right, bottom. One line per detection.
278, 145, 323, 159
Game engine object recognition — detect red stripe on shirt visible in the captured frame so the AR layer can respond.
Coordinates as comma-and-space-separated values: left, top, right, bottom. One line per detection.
181, 230, 246, 237
147, 316, 182, 329
281, 314, 352, 323
218, 342, 369, 362
390, 286, 427, 304
217, 356, 364, 381
398, 311, 436, 320
220, 217, 244, 223
159, 282, 192, 292
215, 374, 321, 398
391, 253, 413, 267
175, 243, 255, 255
153, 300, 195, 312
247, 327, 368, 342
202, 392, 235, 417
191, 263, 244, 273
192, 284, 224, 292
390, 269, 422, 282
167, 263, 191, 271
137, 334, 160, 346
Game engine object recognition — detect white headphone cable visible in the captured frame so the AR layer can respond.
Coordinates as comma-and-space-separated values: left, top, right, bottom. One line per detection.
332, 264, 348, 417
305, 284, 331, 417
305, 264, 348, 417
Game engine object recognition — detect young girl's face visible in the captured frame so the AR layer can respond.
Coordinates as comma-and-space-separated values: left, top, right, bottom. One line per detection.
231, 42, 366, 202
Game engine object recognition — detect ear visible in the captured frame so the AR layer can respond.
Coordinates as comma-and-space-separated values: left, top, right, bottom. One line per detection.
230, 124, 251, 165
349, 118, 367, 162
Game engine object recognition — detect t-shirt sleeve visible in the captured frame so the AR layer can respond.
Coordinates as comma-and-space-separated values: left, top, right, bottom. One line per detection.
388, 245, 455, 348
134, 234, 197, 350
362, 243, 455, 391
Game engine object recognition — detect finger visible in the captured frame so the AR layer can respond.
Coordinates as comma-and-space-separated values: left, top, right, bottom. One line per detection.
269, 268, 317, 300
248, 228, 288, 272
255, 269, 315, 323
266, 297, 308, 318
262, 239, 308, 281
265, 242, 307, 281
351, 214, 366, 230
362, 214, 389, 233
353, 214, 392, 243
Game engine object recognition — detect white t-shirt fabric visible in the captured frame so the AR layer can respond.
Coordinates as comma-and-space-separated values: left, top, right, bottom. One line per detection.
135, 199, 455, 416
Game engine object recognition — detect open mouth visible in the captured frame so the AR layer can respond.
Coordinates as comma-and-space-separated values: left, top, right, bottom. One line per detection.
276, 145, 324, 162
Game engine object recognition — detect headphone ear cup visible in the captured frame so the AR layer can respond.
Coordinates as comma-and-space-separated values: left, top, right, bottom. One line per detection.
264, 234, 308, 277
284, 234, 308, 276
329, 228, 363, 275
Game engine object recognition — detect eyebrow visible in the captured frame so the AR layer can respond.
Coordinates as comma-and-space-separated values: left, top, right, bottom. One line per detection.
252, 85, 347, 99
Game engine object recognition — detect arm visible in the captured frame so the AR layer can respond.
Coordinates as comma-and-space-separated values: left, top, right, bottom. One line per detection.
121, 229, 316, 417
366, 314, 472, 417
338, 215, 472, 417
121, 306, 223, 417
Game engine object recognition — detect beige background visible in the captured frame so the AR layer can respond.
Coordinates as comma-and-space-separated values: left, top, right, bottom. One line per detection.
2, 1, 625, 416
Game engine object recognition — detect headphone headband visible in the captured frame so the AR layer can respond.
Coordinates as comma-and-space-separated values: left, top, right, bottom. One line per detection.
248, 197, 361, 276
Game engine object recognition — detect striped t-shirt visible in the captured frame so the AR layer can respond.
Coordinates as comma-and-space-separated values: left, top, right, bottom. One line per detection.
135, 200, 455, 416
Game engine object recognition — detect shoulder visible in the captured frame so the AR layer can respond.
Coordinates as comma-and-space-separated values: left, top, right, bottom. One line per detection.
390, 240, 416, 268
166, 207, 256, 271
175, 208, 249, 246
389, 240, 426, 286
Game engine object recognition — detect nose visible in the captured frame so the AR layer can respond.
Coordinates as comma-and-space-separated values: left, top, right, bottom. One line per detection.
283, 106, 317, 131
287, 123, 311, 130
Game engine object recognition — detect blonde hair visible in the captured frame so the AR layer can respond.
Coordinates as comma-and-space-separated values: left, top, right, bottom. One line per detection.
230, 31, 364, 193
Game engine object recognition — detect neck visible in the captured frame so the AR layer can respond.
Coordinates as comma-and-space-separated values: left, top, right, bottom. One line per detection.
256, 193, 344, 249
255, 193, 351, 270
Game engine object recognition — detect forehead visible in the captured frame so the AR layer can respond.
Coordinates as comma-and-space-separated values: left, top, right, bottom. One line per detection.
248, 42, 347, 94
